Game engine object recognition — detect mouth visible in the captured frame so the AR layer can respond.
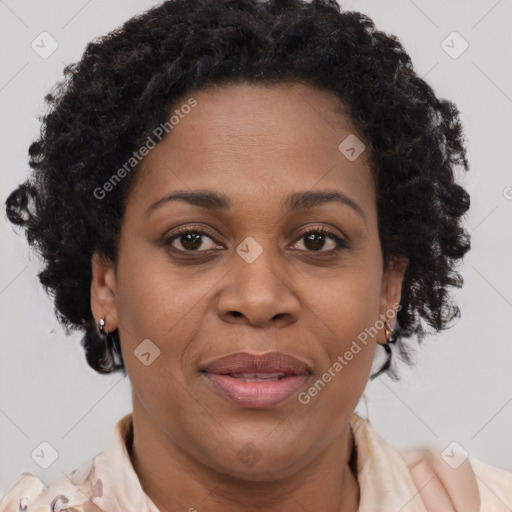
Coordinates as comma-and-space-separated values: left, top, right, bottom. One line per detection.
226, 371, 291, 381
199, 352, 312, 408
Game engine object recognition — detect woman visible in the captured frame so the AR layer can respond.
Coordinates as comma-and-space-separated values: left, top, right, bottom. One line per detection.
2, 0, 511, 511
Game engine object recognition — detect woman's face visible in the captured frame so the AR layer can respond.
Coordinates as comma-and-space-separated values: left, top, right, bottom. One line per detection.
91, 81, 407, 479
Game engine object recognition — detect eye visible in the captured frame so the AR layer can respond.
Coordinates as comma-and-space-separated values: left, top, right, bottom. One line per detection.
164, 227, 221, 252
163, 226, 349, 254
290, 227, 348, 253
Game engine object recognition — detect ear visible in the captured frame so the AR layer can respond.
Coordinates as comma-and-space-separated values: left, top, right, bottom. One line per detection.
90, 251, 118, 333
377, 256, 408, 345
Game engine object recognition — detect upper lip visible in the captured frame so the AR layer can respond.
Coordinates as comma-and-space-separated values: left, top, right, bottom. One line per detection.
200, 351, 312, 375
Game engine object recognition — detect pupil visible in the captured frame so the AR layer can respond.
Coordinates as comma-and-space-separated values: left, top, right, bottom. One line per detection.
305, 233, 325, 251
182, 233, 202, 250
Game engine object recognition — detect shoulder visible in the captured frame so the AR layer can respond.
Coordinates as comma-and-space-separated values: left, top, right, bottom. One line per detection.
350, 413, 511, 512
0, 457, 102, 512
470, 455, 512, 511
0, 473, 47, 511
402, 447, 512, 512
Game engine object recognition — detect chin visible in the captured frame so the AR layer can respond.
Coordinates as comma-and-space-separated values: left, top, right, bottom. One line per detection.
203, 442, 312, 482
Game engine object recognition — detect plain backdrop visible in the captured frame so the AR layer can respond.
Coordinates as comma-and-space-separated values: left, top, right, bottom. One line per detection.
1, 0, 511, 498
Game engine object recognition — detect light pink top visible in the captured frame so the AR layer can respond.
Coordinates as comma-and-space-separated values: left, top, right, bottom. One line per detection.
1, 412, 511, 511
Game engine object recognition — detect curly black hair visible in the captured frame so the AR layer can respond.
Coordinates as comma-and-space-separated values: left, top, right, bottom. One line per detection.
4, 0, 470, 380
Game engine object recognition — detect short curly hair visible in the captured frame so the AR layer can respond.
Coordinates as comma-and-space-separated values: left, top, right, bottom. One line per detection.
4, 0, 470, 380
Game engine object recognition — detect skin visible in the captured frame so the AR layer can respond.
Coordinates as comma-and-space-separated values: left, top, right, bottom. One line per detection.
91, 82, 408, 512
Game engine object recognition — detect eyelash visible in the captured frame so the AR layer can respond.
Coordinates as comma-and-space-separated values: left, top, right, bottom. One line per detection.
163, 225, 349, 255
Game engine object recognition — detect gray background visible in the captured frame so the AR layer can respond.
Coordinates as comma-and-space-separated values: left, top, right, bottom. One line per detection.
1, 0, 511, 498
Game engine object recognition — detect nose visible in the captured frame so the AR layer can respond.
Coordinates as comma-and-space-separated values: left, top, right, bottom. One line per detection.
217, 246, 301, 328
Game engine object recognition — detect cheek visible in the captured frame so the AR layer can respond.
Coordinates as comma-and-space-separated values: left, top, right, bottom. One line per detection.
113, 246, 200, 380
316, 263, 382, 335
115, 241, 200, 331
314, 262, 382, 384
311, 308, 378, 420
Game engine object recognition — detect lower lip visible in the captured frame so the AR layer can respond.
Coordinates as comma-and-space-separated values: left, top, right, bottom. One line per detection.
202, 373, 310, 408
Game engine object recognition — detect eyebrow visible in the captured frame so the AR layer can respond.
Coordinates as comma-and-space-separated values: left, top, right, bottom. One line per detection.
144, 189, 366, 222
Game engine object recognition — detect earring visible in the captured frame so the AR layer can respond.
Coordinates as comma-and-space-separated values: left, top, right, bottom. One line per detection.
383, 320, 397, 355
370, 319, 400, 380
98, 316, 107, 336
385, 320, 397, 344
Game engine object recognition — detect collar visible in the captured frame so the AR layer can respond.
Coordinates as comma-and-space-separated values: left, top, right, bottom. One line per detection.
88, 412, 427, 512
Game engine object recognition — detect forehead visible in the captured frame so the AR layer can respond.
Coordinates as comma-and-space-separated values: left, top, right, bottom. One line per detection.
127, 81, 375, 214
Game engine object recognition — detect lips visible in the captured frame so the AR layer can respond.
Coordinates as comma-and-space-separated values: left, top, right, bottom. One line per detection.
200, 351, 312, 376
200, 352, 312, 408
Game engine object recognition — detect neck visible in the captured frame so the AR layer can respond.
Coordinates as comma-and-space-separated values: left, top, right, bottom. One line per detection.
129, 402, 360, 512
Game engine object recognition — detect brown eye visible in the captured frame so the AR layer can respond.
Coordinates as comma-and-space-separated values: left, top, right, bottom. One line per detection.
164, 228, 220, 252
163, 226, 348, 255
292, 228, 348, 253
